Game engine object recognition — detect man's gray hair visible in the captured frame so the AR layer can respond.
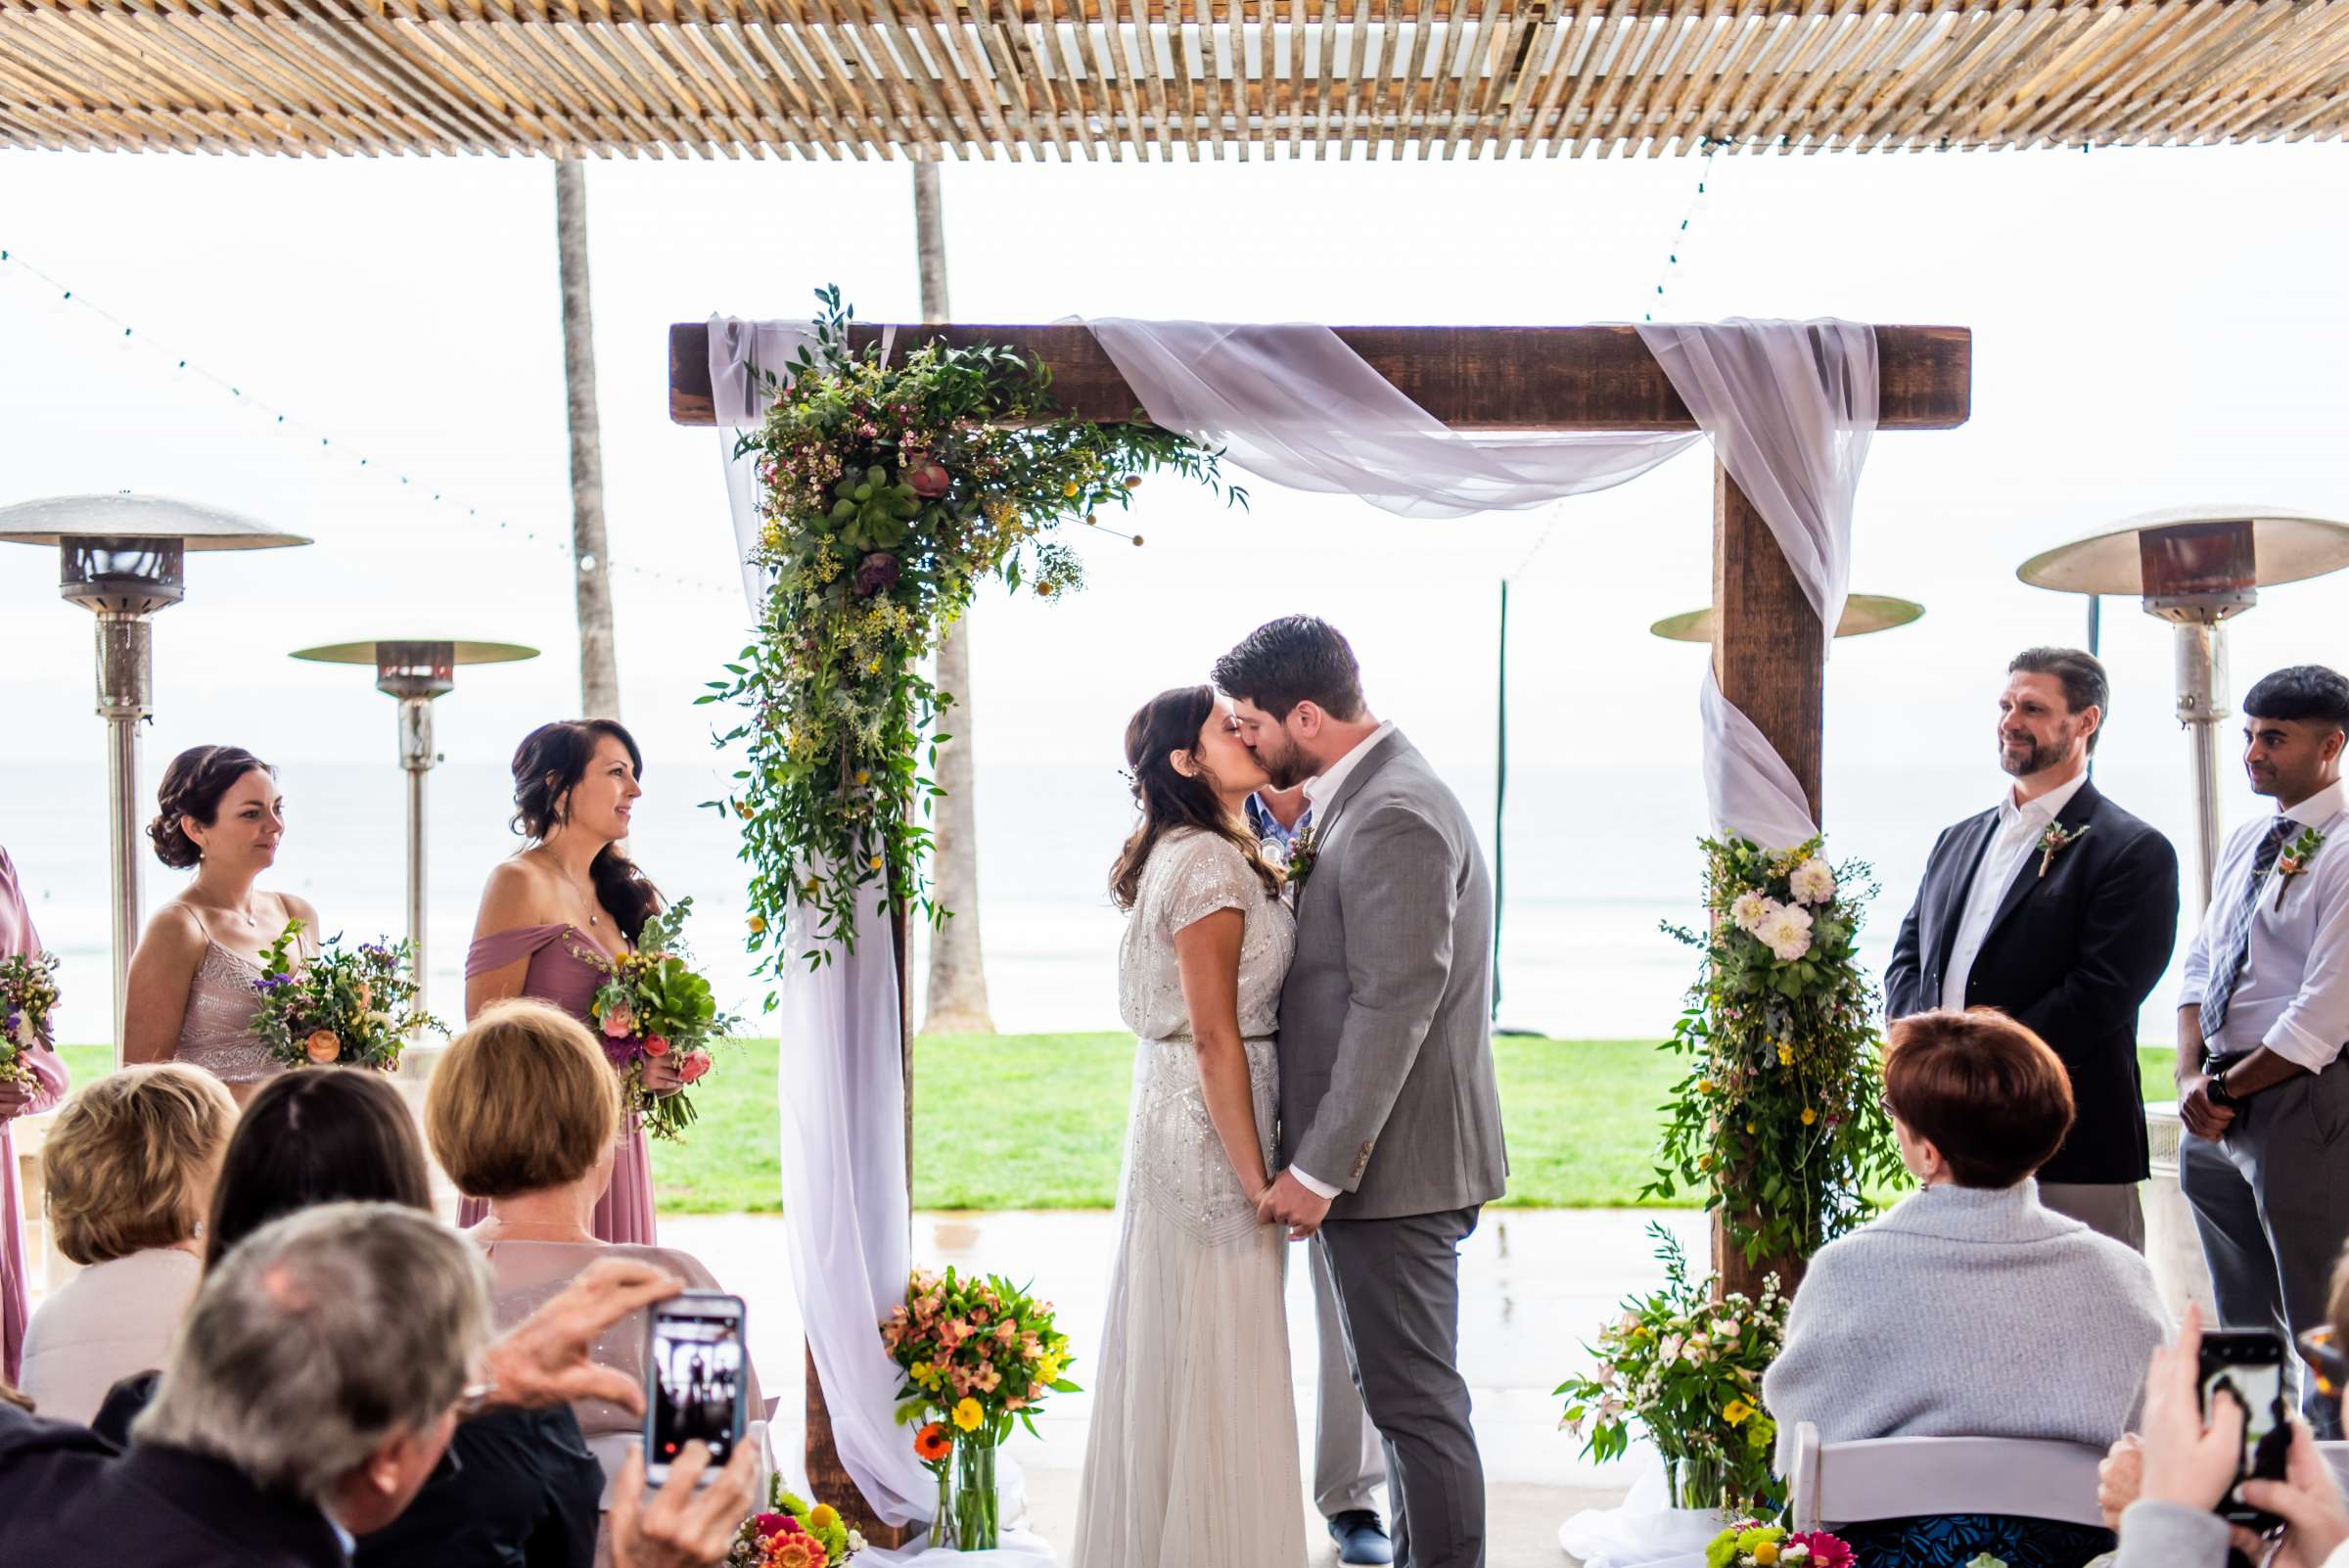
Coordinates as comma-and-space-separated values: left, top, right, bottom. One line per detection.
135, 1202, 491, 1501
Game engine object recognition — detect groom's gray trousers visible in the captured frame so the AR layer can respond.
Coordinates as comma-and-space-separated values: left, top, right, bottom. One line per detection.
1317, 1206, 1486, 1568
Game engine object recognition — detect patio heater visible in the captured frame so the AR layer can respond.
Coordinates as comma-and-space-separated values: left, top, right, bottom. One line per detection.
1648, 592, 1926, 645
2018, 506, 2349, 913
288, 639, 539, 1024
0, 495, 310, 1052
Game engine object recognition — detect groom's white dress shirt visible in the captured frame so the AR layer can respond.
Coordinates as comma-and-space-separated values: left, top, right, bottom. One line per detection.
1290, 720, 1397, 1202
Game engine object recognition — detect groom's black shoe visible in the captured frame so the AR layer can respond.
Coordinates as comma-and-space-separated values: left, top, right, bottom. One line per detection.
1328, 1510, 1393, 1566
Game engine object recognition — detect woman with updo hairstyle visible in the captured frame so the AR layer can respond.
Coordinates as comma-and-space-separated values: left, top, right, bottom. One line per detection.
459, 719, 673, 1245
121, 744, 321, 1102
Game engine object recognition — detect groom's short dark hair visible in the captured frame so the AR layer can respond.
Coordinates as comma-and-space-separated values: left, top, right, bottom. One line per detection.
1213, 617, 1365, 721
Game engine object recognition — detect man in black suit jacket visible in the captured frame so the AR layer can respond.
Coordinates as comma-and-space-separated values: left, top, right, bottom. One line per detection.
1886, 647, 2181, 1250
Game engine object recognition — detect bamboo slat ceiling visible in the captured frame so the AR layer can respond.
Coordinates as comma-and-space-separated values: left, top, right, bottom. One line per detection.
3, 1, 2344, 162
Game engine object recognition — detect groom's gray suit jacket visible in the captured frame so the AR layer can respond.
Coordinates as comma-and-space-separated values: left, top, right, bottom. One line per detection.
1277, 728, 1508, 1221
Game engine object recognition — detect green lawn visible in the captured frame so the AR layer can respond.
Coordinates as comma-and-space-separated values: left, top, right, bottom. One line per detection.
53, 1040, 2187, 1214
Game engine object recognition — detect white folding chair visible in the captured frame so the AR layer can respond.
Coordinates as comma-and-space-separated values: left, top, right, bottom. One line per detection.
1787, 1421, 2109, 1532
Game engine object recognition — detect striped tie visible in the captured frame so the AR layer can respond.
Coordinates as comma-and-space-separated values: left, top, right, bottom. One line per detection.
2199, 815, 2299, 1040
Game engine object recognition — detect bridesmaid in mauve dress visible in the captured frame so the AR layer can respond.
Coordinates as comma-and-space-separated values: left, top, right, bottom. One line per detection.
121, 746, 322, 1107
460, 719, 679, 1247
0, 845, 70, 1385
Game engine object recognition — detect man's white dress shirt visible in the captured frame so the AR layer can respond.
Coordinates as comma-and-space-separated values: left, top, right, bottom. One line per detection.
1289, 720, 1397, 1202
2183, 776, 2349, 1073
1940, 770, 2093, 1014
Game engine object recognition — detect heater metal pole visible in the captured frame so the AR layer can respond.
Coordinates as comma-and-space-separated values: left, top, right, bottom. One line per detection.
2175, 620, 2230, 914
96, 613, 151, 1058
398, 696, 434, 1009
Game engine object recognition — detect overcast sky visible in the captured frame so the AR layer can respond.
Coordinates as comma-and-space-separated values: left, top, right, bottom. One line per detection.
4, 141, 2347, 939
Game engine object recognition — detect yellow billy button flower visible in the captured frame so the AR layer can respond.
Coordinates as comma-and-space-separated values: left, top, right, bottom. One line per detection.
1062, 482, 1080, 498
1696, 1077, 1715, 1094
952, 1398, 985, 1432
869, 854, 885, 871
747, 913, 767, 936
1800, 1108, 1818, 1126
854, 769, 870, 785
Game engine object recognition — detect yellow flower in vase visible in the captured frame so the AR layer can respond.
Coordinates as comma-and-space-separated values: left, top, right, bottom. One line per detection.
1722, 1398, 1755, 1427
951, 1398, 985, 1432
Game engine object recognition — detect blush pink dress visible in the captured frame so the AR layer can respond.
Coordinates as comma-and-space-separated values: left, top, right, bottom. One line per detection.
0, 847, 70, 1384
457, 924, 657, 1246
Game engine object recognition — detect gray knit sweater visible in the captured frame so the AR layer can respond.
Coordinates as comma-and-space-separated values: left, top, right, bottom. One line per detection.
1763, 1180, 2170, 1475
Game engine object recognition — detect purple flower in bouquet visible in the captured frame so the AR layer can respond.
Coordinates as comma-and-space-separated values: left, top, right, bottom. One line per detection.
853, 552, 900, 596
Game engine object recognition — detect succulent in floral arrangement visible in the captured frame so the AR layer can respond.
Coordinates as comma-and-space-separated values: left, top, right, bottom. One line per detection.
852, 551, 901, 597
904, 458, 952, 499
829, 465, 921, 552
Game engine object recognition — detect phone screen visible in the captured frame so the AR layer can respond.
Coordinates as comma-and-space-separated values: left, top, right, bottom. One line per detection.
2203, 1362, 2283, 1477
648, 1300, 747, 1475
2197, 1330, 2289, 1526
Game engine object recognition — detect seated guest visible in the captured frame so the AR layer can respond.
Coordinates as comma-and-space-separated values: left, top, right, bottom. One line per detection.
91, 1067, 604, 1568
19, 1065, 237, 1424
425, 999, 764, 1491
0, 1204, 759, 1568
1764, 1009, 2170, 1566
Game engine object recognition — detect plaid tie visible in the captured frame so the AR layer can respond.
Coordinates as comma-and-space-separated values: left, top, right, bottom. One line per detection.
2199, 815, 2299, 1040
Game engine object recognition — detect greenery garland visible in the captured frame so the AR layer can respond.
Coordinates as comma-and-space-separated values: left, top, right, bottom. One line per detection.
703, 289, 1241, 976
1643, 835, 1905, 1268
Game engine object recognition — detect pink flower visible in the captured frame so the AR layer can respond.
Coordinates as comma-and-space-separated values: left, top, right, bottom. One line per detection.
643, 1035, 671, 1057
754, 1512, 794, 1540
679, 1048, 712, 1084
602, 1004, 634, 1038
906, 460, 951, 498
1787, 1532, 1853, 1568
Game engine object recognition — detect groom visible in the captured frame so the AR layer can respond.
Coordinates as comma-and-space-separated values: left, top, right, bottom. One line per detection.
1214, 616, 1509, 1568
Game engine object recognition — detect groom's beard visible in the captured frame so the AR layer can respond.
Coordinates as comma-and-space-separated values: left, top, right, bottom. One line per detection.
1258, 736, 1311, 791
1999, 734, 2070, 778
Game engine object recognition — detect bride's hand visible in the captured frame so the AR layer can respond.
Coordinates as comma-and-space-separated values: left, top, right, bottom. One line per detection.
642, 1056, 686, 1094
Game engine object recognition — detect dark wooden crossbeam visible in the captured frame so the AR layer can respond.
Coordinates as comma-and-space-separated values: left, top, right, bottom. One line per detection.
668, 322, 1971, 431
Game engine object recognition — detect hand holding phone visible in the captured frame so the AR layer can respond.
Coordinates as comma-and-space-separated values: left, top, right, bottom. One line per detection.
643, 1291, 749, 1487
2197, 1327, 2291, 1530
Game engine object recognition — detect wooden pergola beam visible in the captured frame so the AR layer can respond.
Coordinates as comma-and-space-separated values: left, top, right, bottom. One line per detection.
668, 321, 1973, 431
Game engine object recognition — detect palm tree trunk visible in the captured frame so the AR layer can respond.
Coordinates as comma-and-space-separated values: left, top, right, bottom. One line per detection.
915, 160, 993, 1035
555, 158, 621, 719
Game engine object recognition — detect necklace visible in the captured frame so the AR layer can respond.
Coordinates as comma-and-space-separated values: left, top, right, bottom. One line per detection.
534, 849, 601, 927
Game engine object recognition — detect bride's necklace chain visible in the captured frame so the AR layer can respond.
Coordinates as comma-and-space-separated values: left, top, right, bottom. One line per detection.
187, 890, 268, 929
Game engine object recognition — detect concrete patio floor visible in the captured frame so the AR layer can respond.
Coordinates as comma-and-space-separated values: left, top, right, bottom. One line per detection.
666, 1207, 1702, 1568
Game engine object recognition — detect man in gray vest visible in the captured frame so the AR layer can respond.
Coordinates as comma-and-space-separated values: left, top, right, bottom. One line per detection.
1215, 616, 1509, 1568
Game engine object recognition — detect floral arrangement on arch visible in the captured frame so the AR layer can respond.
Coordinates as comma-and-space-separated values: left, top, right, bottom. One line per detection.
1643, 836, 1905, 1269
724, 1474, 863, 1568
248, 922, 438, 1072
0, 950, 61, 1089
1706, 1521, 1855, 1568
1555, 1222, 1788, 1513
703, 287, 1243, 973
883, 1266, 1079, 1549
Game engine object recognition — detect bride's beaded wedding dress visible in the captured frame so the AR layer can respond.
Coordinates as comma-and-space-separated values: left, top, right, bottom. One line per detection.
1071, 827, 1308, 1568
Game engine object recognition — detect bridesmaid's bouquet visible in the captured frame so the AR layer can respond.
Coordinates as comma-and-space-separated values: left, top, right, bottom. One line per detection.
576, 897, 737, 1142
249, 922, 438, 1072
883, 1268, 1080, 1549
0, 950, 61, 1088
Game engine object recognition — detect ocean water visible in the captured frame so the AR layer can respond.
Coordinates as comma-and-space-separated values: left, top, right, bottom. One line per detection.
1, 754, 2196, 1045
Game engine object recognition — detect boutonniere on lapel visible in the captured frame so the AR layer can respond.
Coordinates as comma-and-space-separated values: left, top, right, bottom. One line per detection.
1282, 827, 1321, 896
2275, 826, 2326, 910
2038, 820, 2093, 877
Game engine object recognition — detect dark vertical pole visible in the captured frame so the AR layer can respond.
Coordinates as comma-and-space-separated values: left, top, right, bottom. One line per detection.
2087, 594, 2102, 658
1492, 579, 1507, 1023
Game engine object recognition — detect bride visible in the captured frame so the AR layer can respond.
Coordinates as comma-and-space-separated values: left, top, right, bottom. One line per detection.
1071, 685, 1306, 1568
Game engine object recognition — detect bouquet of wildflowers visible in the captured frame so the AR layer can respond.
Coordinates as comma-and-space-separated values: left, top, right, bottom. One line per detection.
577, 898, 737, 1142
725, 1474, 863, 1568
882, 1267, 1078, 1549
1556, 1223, 1789, 1513
1706, 1522, 1855, 1567
0, 950, 61, 1089
249, 922, 438, 1071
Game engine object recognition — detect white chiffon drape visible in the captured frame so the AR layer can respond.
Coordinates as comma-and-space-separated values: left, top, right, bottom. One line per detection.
704, 312, 1880, 1559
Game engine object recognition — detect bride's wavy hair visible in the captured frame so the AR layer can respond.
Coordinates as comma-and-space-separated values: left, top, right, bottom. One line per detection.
511, 719, 664, 945
1109, 685, 1283, 913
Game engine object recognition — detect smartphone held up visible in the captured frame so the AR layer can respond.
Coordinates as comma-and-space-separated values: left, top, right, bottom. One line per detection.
2197, 1327, 2291, 1531
646, 1291, 750, 1486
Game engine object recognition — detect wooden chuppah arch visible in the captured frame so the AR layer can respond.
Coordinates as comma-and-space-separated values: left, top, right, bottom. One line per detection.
669, 318, 1972, 1536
